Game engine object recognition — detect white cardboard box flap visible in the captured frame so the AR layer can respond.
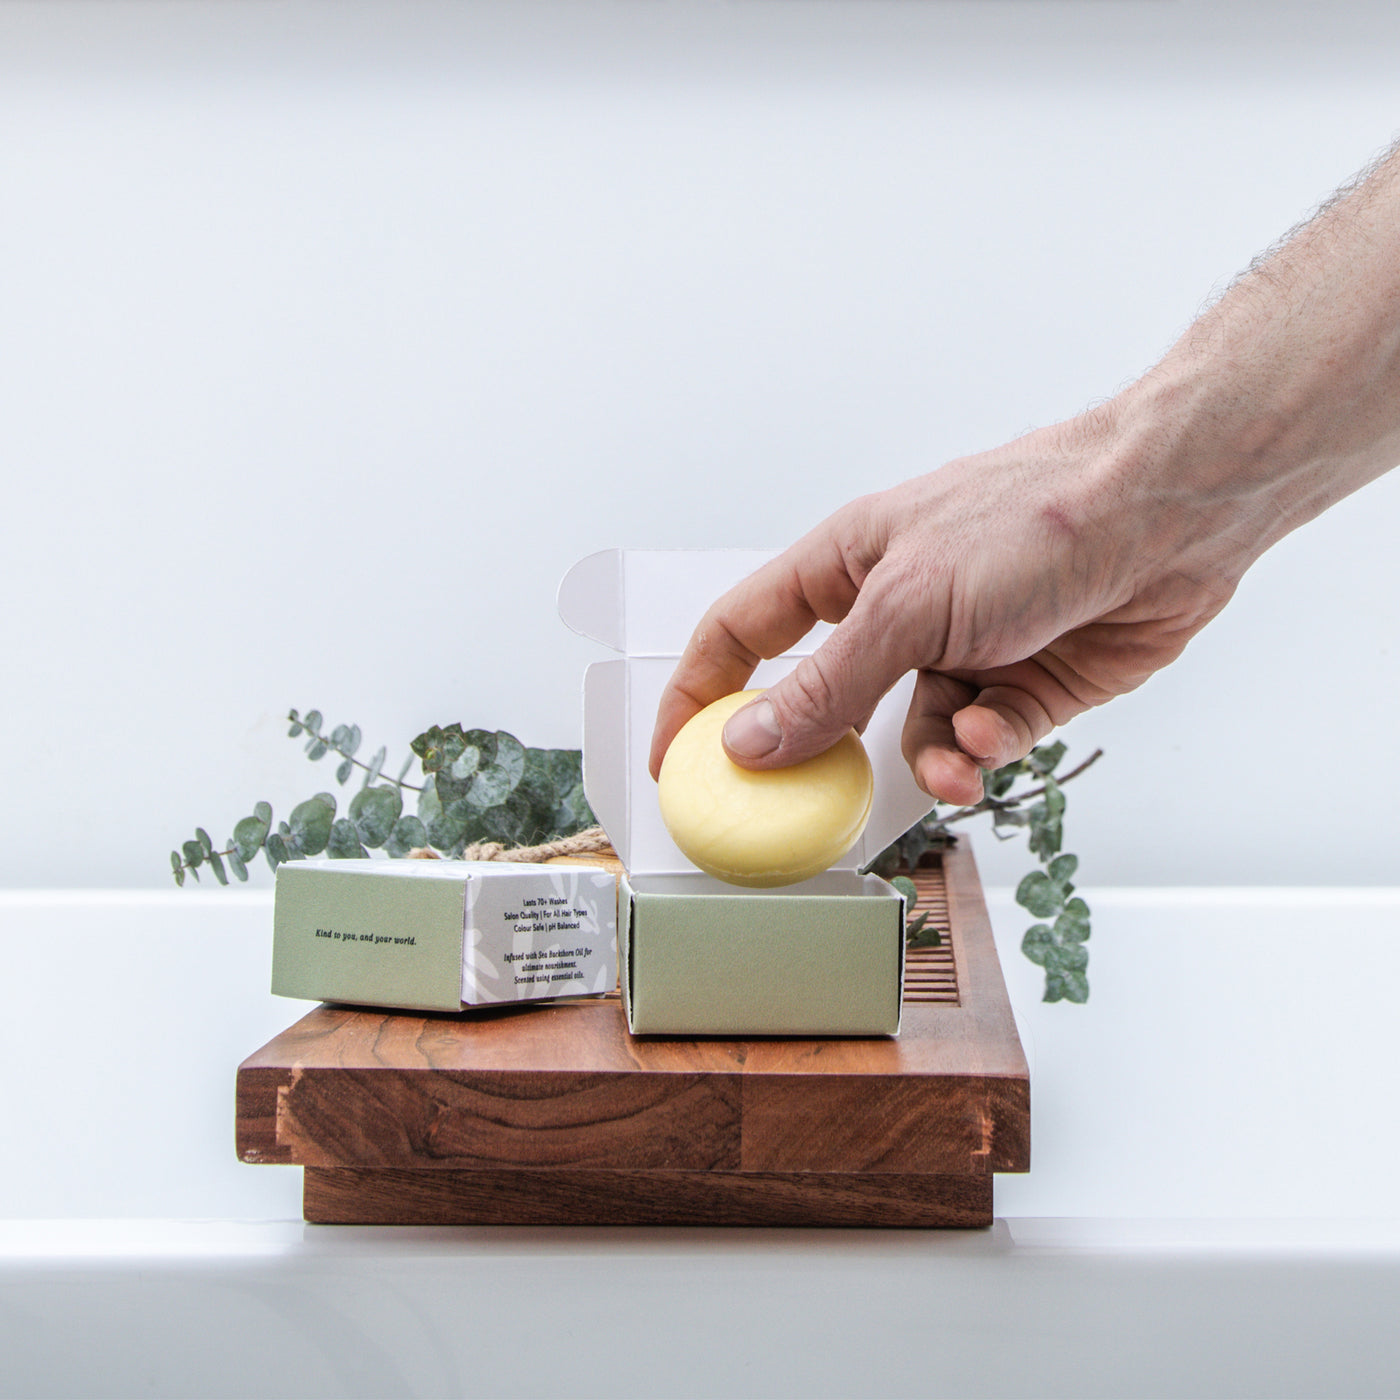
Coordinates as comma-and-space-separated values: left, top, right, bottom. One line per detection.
558, 548, 933, 877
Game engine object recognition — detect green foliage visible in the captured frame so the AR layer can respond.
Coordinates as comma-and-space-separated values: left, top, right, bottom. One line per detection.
889, 874, 941, 951
870, 743, 1101, 1004
171, 708, 597, 885
172, 704, 1095, 1005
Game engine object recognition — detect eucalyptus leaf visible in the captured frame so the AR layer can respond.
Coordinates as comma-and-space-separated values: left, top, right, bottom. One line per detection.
417, 776, 443, 824
552, 780, 595, 837
1028, 776, 1065, 860
336, 757, 354, 786
985, 764, 1020, 799
1048, 942, 1089, 973
890, 875, 918, 910
208, 851, 228, 886
477, 793, 533, 846
306, 740, 328, 762
493, 731, 526, 789
173, 866, 185, 887
265, 832, 289, 868
513, 766, 557, 828
900, 825, 931, 871
448, 746, 481, 782
442, 798, 496, 845
440, 724, 469, 766
254, 801, 272, 827
182, 839, 204, 871
289, 796, 334, 856
1021, 923, 1054, 965
350, 785, 403, 848
385, 815, 428, 858
1027, 741, 1067, 776
462, 729, 497, 767
466, 761, 514, 809
327, 818, 368, 859
1055, 896, 1091, 943
344, 724, 361, 757
1015, 870, 1064, 919
1062, 970, 1090, 1003
1044, 968, 1089, 1004
411, 723, 468, 775
1048, 853, 1078, 886
364, 746, 386, 789
423, 791, 468, 852
228, 848, 249, 882
521, 802, 557, 847
330, 724, 350, 749
411, 725, 447, 774
304, 709, 322, 734
544, 748, 583, 793
397, 755, 413, 785
233, 814, 268, 863
433, 765, 474, 810
907, 912, 941, 948
170, 850, 182, 875
196, 828, 213, 856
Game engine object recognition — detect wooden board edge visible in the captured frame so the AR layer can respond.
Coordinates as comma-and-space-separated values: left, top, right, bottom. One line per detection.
943, 841, 1029, 1074
235, 1064, 295, 1164
303, 1167, 994, 1228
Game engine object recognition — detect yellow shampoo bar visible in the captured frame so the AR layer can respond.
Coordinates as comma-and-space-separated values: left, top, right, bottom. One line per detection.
657, 690, 874, 887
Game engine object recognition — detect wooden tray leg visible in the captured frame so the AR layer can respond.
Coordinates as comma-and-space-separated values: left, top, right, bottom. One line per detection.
304, 1167, 993, 1228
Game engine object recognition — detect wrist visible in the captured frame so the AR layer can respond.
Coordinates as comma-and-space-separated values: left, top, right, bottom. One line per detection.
1050, 375, 1264, 598
1095, 330, 1395, 586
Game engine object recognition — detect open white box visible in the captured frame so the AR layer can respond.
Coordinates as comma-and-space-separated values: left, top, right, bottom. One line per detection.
559, 549, 934, 1036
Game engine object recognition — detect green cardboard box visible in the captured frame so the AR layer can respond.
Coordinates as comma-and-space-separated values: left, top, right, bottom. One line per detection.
558, 549, 936, 1036
271, 859, 616, 1013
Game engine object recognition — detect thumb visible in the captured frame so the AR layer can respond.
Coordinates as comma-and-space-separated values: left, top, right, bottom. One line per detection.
721, 583, 915, 769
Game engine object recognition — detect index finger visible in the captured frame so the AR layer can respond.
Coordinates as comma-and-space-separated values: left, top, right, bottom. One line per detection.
646, 525, 868, 780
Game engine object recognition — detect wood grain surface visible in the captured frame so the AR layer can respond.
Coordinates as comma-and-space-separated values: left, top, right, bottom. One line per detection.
237, 842, 1028, 1226
303, 1166, 993, 1228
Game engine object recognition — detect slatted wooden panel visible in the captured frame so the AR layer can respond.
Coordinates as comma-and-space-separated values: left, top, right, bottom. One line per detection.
903, 857, 959, 1004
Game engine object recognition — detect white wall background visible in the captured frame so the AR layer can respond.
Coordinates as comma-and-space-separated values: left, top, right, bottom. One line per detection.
2, 0, 1398, 890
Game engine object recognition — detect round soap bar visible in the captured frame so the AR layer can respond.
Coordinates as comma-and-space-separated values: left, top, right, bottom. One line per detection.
657, 690, 874, 888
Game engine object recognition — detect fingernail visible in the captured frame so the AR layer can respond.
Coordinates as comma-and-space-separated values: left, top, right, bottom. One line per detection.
723, 698, 782, 759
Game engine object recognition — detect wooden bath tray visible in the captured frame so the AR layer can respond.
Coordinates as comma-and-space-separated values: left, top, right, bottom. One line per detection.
236, 841, 1029, 1227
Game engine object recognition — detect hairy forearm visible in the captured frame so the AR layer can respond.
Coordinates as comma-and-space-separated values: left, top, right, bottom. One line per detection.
1105, 141, 1400, 577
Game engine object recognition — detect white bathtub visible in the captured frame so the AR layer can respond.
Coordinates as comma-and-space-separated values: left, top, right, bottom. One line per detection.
2, 886, 1399, 1398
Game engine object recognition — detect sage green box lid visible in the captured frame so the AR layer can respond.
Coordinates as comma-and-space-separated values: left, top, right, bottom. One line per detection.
620, 871, 904, 1036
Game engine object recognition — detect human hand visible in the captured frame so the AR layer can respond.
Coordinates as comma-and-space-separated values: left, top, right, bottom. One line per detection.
652, 141, 1400, 806
649, 407, 1241, 806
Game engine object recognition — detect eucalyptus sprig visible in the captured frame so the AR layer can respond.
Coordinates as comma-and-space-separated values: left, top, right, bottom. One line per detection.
170, 708, 596, 886
867, 742, 1103, 1003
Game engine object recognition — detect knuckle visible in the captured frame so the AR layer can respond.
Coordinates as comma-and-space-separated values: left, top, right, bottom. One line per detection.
777, 651, 848, 734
